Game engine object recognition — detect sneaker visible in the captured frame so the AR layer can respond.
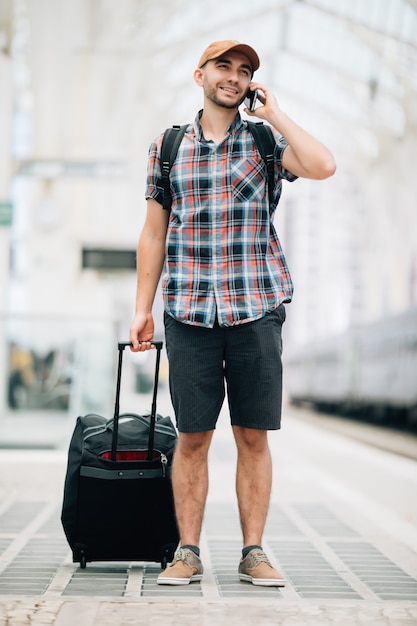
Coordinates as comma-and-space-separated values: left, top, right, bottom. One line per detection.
239, 548, 286, 587
157, 548, 204, 585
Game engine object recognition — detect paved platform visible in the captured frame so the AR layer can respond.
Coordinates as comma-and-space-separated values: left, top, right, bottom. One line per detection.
0, 400, 416, 625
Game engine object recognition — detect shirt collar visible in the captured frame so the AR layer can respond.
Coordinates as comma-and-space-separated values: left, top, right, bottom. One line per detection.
193, 110, 244, 142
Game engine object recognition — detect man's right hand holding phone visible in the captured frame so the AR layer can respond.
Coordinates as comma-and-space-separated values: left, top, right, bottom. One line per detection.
243, 83, 281, 123
244, 87, 259, 112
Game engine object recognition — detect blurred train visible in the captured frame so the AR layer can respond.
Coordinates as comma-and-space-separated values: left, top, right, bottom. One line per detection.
284, 307, 417, 428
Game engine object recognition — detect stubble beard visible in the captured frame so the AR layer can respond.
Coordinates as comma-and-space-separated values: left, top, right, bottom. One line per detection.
207, 87, 246, 110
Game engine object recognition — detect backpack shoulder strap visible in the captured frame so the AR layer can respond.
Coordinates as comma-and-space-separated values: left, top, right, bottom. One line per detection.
247, 121, 275, 206
160, 124, 188, 211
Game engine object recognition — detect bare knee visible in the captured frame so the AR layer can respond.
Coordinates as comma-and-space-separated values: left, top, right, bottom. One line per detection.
232, 426, 269, 455
175, 430, 214, 460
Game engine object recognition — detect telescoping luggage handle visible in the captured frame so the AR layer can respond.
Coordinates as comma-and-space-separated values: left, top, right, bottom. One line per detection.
111, 341, 163, 462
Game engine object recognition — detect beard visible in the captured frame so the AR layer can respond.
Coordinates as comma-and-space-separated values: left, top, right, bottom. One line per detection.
206, 86, 246, 110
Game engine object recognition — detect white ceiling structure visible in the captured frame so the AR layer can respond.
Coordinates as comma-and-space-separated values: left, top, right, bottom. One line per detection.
3, 0, 415, 158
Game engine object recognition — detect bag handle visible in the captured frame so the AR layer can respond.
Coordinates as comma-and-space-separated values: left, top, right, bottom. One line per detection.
111, 341, 163, 461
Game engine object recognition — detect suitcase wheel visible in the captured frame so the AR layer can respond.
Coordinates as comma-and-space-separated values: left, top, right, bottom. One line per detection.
73, 544, 88, 569
161, 555, 168, 569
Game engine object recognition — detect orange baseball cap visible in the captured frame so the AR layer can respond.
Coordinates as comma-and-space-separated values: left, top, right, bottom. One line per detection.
198, 40, 260, 72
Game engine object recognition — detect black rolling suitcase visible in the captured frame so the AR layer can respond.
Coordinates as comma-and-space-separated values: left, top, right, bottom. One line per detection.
61, 341, 179, 569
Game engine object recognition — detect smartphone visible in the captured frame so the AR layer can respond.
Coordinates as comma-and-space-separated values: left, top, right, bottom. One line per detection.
244, 88, 258, 112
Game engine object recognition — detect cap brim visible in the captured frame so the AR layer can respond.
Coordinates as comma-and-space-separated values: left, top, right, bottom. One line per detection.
227, 43, 260, 72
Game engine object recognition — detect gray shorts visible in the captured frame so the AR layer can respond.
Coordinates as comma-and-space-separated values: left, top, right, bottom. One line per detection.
164, 306, 286, 433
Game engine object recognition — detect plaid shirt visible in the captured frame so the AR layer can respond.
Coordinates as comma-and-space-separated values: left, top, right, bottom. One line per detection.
145, 111, 297, 328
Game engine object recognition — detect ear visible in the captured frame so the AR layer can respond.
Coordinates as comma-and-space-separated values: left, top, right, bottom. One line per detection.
193, 67, 204, 87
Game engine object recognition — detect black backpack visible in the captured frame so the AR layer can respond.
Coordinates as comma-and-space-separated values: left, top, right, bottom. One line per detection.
160, 121, 276, 212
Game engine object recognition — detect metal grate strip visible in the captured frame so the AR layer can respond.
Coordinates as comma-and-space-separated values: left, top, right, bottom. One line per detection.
0, 537, 69, 595
0, 502, 46, 533
329, 542, 417, 601
0, 538, 14, 556
204, 502, 302, 538
265, 504, 303, 536
204, 502, 240, 536
37, 506, 64, 534
269, 540, 362, 599
63, 565, 128, 597
294, 504, 359, 537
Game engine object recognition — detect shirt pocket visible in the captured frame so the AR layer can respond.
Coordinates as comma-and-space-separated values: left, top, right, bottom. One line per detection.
230, 156, 266, 203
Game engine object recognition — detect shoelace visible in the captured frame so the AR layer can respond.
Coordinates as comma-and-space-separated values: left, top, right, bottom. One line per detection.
173, 547, 195, 564
247, 550, 272, 567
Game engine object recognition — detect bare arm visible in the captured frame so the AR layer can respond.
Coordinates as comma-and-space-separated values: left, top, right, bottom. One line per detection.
129, 198, 169, 352
246, 82, 336, 180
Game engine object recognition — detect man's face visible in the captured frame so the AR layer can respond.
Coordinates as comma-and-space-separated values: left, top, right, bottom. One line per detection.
200, 51, 253, 110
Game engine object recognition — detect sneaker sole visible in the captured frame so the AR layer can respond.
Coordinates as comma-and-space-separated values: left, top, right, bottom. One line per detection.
239, 573, 286, 587
157, 574, 203, 586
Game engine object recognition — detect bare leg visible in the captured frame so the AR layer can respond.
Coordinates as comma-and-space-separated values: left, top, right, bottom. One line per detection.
232, 426, 272, 547
171, 430, 214, 546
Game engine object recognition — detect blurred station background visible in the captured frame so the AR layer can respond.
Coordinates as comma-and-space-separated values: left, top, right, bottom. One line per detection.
0, 0, 416, 448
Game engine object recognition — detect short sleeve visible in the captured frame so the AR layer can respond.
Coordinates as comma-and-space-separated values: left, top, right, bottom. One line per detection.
274, 134, 298, 182
145, 134, 164, 205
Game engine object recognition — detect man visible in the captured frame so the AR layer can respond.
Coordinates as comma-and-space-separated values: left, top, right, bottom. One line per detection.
130, 40, 336, 586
